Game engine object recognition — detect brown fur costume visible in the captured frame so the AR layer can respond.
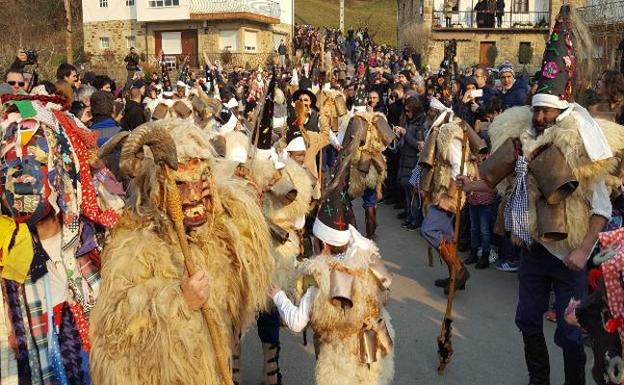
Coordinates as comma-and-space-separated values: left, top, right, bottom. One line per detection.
327, 112, 390, 199
89, 120, 273, 385
488, 106, 624, 249
425, 119, 477, 212
297, 232, 395, 385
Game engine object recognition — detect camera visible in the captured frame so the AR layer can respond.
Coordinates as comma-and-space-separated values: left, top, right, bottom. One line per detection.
24, 49, 38, 65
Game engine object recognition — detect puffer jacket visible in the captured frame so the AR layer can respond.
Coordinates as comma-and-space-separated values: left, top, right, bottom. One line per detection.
397, 112, 426, 186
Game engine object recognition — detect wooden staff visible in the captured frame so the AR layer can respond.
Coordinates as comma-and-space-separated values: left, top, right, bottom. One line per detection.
165, 167, 234, 385
437, 127, 469, 374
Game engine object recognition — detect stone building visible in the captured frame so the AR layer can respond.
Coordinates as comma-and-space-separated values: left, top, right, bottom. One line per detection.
82, 0, 294, 69
578, 0, 624, 75
397, 0, 583, 73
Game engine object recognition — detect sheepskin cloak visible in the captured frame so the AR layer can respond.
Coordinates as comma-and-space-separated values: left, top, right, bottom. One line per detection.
89, 179, 274, 385
297, 239, 395, 385
488, 106, 624, 250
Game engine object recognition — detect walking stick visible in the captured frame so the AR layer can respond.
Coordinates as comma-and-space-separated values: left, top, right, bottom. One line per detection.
165, 167, 234, 385
437, 127, 469, 374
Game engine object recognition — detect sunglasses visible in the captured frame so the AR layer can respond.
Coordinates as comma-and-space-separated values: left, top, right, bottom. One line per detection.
8, 81, 25, 87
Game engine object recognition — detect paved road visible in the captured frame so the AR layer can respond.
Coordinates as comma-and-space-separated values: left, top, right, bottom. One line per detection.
240, 201, 593, 384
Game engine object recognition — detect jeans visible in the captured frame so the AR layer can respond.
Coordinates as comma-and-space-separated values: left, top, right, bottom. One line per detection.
421, 206, 454, 249
515, 243, 587, 350
362, 188, 377, 208
468, 202, 497, 257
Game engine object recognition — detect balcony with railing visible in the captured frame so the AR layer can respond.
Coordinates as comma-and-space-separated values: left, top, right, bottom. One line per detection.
190, 0, 281, 24
432, 10, 550, 31
577, 0, 624, 27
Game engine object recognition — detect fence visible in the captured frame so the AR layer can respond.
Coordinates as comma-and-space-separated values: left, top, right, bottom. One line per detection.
432, 10, 550, 29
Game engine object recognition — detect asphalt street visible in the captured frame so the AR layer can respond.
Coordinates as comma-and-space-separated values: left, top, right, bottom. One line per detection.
240, 200, 594, 385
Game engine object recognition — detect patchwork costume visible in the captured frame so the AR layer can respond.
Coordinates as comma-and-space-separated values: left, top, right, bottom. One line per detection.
0, 94, 118, 385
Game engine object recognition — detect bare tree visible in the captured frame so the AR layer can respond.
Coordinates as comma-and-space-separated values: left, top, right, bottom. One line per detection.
64, 0, 73, 64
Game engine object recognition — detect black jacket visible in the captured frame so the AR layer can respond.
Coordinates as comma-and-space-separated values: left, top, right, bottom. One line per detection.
124, 53, 140, 71
121, 99, 147, 131
398, 112, 426, 186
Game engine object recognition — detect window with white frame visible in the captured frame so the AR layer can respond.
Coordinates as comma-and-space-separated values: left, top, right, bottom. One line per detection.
126, 0, 135, 5
512, 0, 528, 13
148, 0, 179, 7
244, 30, 257, 52
100, 37, 110, 49
126, 36, 136, 48
219, 30, 239, 51
99, 0, 108, 7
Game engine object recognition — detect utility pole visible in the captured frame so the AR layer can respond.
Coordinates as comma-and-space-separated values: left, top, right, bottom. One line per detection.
340, 0, 345, 33
64, 0, 73, 64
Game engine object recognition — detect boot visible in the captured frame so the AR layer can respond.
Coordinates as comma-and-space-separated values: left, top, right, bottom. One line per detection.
475, 250, 490, 269
232, 340, 241, 385
262, 343, 282, 385
439, 240, 470, 294
463, 248, 479, 264
522, 333, 550, 385
444, 267, 470, 294
563, 347, 586, 385
365, 206, 377, 239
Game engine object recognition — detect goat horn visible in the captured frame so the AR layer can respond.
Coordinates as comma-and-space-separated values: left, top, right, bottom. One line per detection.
119, 122, 179, 177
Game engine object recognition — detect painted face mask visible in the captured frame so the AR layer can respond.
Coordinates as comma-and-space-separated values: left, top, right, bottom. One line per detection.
1, 122, 52, 224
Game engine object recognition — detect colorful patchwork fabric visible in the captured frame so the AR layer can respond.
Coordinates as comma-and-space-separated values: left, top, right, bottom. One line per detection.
0, 216, 34, 283
53, 111, 118, 228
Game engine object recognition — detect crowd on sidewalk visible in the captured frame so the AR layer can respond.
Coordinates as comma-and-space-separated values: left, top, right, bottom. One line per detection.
3, 8, 624, 385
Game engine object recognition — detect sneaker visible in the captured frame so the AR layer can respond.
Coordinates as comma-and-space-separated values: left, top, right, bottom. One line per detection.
496, 260, 519, 272
400, 220, 411, 228
404, 223, 419, 231
488, 249, 499, 264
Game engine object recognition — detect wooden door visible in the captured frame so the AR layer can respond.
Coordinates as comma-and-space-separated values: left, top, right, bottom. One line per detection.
479, 41, 496, 67
181, 30, 198, 67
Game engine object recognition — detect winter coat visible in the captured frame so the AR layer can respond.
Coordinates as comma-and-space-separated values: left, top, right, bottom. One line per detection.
501, 76, 529, 109
121, 99, 147, 131
398, 112, 426, 186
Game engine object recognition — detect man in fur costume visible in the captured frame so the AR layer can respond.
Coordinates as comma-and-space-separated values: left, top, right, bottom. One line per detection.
457, 6, 624, 384
89, 120, 274, 385
268, 175, 395, 385
418, 105, 479, 294
0, 93, 119, 384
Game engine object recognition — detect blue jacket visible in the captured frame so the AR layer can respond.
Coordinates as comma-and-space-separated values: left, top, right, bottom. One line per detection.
501, 76, 529, 109
91, 118, 123, 147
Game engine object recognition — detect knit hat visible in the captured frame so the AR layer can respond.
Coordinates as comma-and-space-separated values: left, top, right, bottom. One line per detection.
90, 90, 114, 117
532, 5, 575, 109
313, 174, 352, 247
499, 60, 515, 77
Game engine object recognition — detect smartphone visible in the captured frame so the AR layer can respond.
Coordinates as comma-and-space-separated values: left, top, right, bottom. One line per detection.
472, 89, 483, 98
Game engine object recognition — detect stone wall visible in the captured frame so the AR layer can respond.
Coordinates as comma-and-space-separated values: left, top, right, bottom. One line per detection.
424, 31, 548, 73
84, 18, 292, 70
84, 20, 146, 61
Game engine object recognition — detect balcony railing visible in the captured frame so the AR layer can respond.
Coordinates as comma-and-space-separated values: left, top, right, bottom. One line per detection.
432, 10, 550, 30
577, 1, 624, 26
190, 0, 280, 20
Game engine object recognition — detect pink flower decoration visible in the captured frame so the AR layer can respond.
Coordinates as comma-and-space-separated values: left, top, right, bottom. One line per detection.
542, 61, 559, 79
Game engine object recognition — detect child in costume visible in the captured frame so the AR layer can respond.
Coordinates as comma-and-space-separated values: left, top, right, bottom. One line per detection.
268, 175, 395, 385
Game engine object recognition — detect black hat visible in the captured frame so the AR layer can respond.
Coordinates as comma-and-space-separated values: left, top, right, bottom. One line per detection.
399, 70, 412, 81
254, 72, 277, 151
532, 5, 575, 109
292, 88, 317, 107
313, 173, 352, 246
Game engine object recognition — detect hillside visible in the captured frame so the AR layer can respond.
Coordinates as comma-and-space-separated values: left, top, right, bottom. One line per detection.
294, 0, 398, 46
